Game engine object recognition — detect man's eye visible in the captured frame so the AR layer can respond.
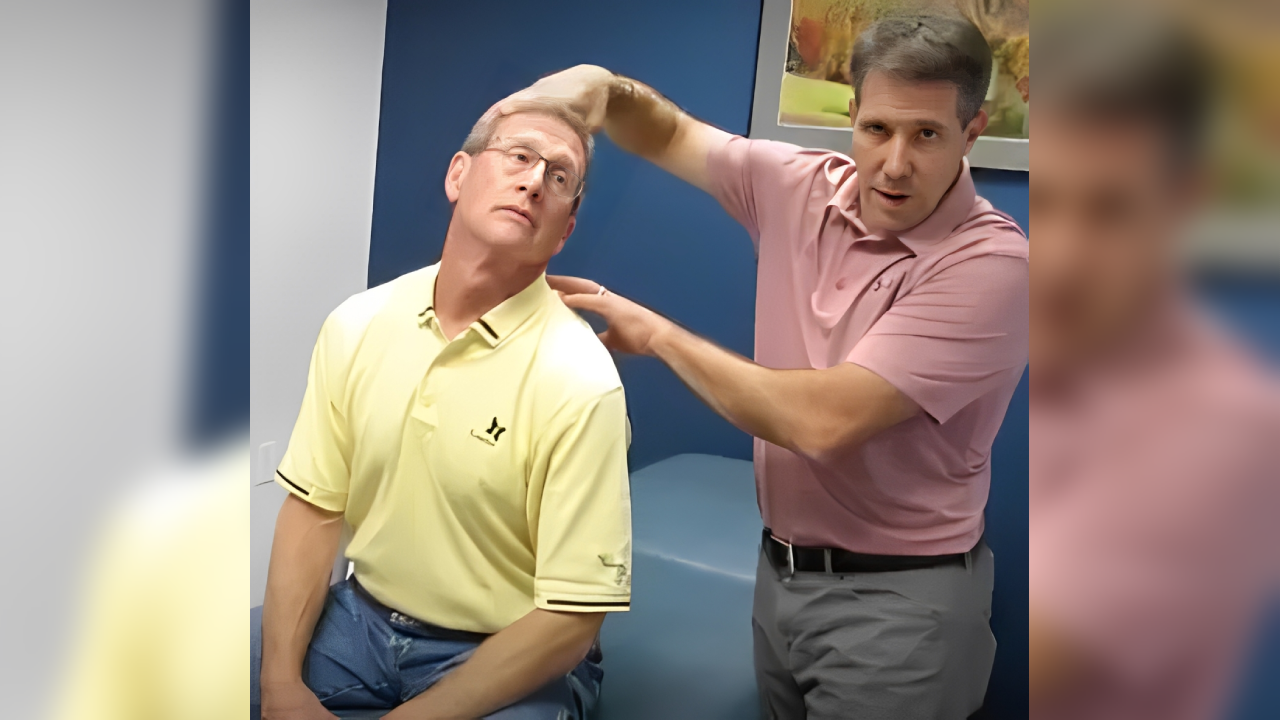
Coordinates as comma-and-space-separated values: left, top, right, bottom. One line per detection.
921, 129, 937, 139
513, 153, 529, 163
550, 172, 567, 184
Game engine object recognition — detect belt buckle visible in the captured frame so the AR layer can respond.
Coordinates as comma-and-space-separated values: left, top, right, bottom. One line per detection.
390, 611, 421, 630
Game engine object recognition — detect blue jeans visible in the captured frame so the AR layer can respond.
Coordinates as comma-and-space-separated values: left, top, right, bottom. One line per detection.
250, 580, 603, 719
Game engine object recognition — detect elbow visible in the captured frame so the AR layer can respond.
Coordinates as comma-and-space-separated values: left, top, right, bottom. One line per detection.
789, 424, 865, 466
562, 614, 605, 669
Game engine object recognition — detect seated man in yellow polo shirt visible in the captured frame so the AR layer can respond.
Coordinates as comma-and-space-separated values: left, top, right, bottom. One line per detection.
251, 98, 632, 720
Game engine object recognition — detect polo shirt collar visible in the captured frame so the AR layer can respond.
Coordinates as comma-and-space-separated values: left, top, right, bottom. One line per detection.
893, 158, 977, 254
417, 264, 551, 347
832, 157, 977, 255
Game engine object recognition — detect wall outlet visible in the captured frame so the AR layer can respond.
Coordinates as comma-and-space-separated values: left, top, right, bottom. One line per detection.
255, 441, 279, 486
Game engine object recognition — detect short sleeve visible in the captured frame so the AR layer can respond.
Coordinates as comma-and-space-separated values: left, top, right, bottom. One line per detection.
847, 254, 1029, 424
275, 314, 353, 512
532, 388, 632, 613
706, 135, 827, 253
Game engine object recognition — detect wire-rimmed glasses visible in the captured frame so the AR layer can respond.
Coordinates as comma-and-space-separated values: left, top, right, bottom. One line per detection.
480, 144, 585, 200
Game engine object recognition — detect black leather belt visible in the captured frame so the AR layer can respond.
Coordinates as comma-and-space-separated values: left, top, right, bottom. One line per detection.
350, 576, 490, 642
762, 528, 970, 575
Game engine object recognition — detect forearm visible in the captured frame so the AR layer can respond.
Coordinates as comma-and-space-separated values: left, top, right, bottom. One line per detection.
650, 324, 917, 460
261, 495, 343, 684
602, 73, 719, 190
390, 609, 603, 720
650, 324, 808, 453
602, 75, 683, 161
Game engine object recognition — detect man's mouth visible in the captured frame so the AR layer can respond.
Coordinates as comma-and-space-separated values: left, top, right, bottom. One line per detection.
499, 206, 534, 226
873, 188, 910, 207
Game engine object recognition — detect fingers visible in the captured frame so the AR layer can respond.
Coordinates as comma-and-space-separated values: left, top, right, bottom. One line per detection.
560, 292, 610, 314
547, 274, 601, 295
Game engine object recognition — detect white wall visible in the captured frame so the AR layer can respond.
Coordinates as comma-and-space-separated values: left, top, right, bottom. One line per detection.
251, 0, 387, 606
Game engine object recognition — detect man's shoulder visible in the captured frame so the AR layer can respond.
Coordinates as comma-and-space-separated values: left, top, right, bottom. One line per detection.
911, 202, 1028, 282
959, 196, 1028, 251
531, 300, 623, 400
326, 265, 434, 335
715, 136, 855, 187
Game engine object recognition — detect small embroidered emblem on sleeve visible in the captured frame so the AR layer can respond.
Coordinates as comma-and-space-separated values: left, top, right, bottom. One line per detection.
598, 553, 630, 587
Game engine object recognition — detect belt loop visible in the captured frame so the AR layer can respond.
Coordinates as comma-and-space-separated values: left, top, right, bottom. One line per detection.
823, 548, 833, 574
964, 548, 973, 573
786, 541, 795, 580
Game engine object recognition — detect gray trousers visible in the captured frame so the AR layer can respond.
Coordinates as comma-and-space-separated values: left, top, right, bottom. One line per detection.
752, 539, 996, 720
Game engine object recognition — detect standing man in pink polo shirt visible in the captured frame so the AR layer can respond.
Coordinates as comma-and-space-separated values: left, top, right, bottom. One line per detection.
500, 15, 1027, 719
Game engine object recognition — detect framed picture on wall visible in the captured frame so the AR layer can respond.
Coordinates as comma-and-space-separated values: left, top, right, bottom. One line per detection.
749, 0, 1030, 171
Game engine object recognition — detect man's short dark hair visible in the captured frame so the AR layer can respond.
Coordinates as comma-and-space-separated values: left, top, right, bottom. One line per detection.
1037, 6, 1213, 169
849, 14, 992, 127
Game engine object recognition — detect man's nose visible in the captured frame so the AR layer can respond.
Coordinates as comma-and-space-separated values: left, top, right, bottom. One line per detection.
518, 160, 546, 200
883, 137, 912, 179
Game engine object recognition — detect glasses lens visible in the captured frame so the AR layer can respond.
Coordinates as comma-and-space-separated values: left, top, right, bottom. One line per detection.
546, 164, 582, 198
504, 146, 535, 168
499, 146, 581, 198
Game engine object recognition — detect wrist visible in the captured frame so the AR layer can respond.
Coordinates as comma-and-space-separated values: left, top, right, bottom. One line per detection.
604, 73, 631, 112
260, 663, 305, 688
646, 317, 680, 359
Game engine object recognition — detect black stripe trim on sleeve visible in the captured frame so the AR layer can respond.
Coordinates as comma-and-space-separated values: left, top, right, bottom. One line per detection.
476, 318, 499, 339
275, 470, 310, 496
545, 599, 631, 608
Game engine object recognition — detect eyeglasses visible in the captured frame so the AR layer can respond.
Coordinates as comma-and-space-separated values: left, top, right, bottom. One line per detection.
479, 145, 584, 200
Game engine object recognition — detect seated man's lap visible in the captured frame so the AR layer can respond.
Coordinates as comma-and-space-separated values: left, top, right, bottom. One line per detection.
250, 581, 601, 719
251, 582, 401, 713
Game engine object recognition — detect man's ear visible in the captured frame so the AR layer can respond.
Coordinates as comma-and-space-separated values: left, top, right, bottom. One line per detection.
848, 98, 858, 123
553, 215, 576, 256
444, 152, 470, 203
963, 109, 989, 155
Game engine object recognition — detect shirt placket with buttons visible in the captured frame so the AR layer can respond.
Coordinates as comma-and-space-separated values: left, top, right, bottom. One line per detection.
412, 310, 491, 443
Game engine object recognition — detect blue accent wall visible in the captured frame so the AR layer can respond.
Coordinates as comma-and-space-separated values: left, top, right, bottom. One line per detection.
370, 2, 1029, 716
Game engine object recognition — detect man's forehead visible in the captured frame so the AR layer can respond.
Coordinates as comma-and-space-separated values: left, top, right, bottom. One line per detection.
856, 72, 961, 125
493, 116, 582, 167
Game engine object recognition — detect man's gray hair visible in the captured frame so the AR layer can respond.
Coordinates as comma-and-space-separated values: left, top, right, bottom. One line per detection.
849, 14, 993, 126
461, 98, 595, 180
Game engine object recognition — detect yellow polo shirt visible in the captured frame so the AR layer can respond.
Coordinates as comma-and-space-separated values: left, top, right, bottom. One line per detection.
276, 263, 632, 634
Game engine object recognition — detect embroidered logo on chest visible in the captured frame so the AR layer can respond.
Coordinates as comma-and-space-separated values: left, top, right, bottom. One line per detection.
470, 417, 506, 446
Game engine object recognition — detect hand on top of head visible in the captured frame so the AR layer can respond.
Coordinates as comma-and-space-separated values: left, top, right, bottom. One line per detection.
495, 65, 614, 134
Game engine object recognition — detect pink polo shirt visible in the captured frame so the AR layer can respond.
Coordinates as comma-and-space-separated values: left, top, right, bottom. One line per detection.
707, 136, 1029, 555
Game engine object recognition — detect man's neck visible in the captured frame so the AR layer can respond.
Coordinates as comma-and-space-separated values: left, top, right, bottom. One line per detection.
434, 231, 546, 341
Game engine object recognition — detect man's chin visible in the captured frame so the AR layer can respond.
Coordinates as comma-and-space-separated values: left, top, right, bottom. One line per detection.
482, 224, 539, 246
864, 208, 922, 235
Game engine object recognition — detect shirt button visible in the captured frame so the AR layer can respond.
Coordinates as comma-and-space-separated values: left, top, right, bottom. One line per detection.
835, 278, 847, 290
